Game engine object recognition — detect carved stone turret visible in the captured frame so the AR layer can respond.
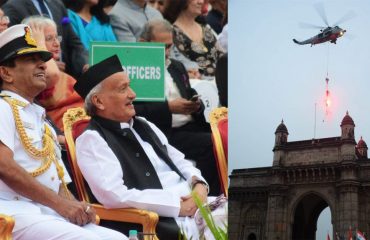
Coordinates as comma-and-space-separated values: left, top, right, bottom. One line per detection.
341, 111, 355, 140
274, 120, 288, 146
340, 111, 356, 161
273, 120, 289, 166
356, 136, 368, 159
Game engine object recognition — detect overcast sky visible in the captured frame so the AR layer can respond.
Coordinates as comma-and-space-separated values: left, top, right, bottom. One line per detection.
229, 0, 370, 238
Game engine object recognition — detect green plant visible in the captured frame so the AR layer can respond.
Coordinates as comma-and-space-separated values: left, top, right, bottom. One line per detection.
179, 192, 228, 240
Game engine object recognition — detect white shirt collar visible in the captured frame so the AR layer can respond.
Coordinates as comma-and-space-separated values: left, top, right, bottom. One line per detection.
119, 118, 134, 129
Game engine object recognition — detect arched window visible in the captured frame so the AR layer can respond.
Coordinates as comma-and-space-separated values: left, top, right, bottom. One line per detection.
245, 206, 262, 224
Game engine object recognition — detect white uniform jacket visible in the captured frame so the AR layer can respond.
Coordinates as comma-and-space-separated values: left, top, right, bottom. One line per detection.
0, 91, 71, 232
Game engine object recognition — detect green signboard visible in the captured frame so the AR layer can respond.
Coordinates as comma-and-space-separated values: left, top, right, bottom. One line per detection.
90, 42, 165, 102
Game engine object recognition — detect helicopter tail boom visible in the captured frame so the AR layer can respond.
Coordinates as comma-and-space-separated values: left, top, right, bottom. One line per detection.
293, 39, 305, 45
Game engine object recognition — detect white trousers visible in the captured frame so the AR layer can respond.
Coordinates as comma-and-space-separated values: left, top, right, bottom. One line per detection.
13, 216, 127, 240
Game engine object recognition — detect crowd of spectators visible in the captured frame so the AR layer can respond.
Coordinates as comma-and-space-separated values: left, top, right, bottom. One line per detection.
0, 0, 228, 239
19, 0, 222, 92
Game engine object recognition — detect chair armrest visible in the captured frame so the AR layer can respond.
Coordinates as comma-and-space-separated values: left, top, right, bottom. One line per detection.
0, 214, 15, 240
92, 204, 159, 239
209, 107, 228, 197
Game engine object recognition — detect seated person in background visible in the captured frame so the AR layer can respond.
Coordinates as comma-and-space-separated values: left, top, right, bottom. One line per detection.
74, 55, 227, 240
22, 16, 84, 132
163, 0, 224, 78
137, 19, 221, 196
0, 24, 126, 240
63, 0, 117, 50
109, 0, 162, 42
2, 0, 88, 77
0, 8, 9, 32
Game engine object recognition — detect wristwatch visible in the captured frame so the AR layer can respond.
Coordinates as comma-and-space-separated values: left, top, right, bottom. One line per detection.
191, 179, 209, 193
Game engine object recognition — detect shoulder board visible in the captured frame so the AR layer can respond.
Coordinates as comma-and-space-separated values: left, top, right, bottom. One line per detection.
0, 94, 28, 107
0, 93, 10, 98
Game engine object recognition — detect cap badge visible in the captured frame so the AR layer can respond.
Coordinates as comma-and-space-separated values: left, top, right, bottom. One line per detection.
24, 27, 37, 47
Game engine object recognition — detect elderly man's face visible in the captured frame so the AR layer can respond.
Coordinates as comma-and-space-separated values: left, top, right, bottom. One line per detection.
94, 72, 136, 123
151, 31, 173, 60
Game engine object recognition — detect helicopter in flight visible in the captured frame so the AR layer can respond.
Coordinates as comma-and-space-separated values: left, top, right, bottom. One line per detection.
293, 26, 346, 45
293, 3, 355, 46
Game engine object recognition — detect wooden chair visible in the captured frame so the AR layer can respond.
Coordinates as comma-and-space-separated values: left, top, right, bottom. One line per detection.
0, 214, 14, 240
63, 107, 159, 240
209, 107, 228, 197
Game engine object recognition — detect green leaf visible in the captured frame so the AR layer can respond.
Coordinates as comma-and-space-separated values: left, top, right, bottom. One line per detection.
191, 192, 228, 240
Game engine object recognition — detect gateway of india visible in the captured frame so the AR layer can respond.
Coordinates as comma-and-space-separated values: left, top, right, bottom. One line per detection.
229, 112, 370, 240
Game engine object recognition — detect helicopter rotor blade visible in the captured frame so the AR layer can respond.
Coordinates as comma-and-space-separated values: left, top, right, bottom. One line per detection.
299, 22, 326, 29
333, 10, 356, 26
314, 2, 329, 26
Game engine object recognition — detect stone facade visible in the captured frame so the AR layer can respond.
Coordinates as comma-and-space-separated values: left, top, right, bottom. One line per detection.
229, 113, 370, 240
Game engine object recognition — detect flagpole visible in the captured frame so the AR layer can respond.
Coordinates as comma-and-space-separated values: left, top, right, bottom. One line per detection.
314, 102, 317, 139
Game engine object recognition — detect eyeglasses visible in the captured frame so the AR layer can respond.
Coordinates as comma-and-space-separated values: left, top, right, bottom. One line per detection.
0, 16, 9, 24
45, 35, 62, 43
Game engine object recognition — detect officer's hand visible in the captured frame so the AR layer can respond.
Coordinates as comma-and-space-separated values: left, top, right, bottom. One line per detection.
55, 199, 94, 226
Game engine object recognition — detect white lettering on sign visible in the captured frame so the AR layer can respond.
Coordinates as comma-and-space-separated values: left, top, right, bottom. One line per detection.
123, 65, 161, 80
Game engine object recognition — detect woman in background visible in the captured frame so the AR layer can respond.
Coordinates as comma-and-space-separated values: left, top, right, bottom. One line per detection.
163, 0, 224, 78
63, 0, 117, 50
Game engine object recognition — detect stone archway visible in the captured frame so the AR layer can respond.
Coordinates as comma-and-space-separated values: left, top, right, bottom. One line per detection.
248, 233, 257, 240
291, 193, 330, 240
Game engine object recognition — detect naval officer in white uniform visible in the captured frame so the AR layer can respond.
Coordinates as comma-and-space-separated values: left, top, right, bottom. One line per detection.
0, 24, 127, 240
